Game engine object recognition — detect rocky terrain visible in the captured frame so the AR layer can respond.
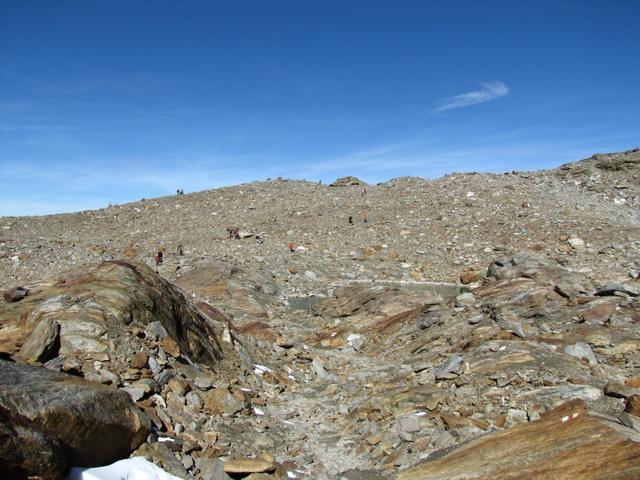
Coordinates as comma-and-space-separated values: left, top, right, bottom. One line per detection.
1, 148, 640, 479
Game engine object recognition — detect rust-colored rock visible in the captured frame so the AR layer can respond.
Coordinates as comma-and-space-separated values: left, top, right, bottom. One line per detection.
235, 321, 279, 343
3, 286, 29, 303
203, 388, 244, 417
626, 377, 640, 388
160, 337, 181, 357
625, 395, 640, 417
460, 269, 483, 284
129, 351, 148, 370
581, 302, 616, 324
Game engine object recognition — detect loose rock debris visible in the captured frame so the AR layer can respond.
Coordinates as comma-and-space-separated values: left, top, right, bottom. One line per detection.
1, 148, 640, 479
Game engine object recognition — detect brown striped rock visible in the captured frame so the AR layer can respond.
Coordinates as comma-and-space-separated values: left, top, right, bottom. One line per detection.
397, 401, 640, 480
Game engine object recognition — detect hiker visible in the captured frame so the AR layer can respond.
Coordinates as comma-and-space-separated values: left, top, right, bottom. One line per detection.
288, 242, 296, 252
348, 215, 353, 224
363, 211, 368, 223
154, 253, 161, 267
227, 227, 236, 238
362, 187, 367, 196
234, 228, 241, 239
157, 250, 163, 264
176, 244, 183, 256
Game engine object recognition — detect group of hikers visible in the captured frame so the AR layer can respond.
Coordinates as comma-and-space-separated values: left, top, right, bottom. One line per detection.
155, 208, 371, 267
348, 212, 368, 224
227, 227, 264, 243
153, 244, 183, 268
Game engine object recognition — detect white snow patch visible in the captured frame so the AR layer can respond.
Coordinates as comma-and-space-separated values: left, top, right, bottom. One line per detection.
66, 456, 183, 480
253, 364, 272, 375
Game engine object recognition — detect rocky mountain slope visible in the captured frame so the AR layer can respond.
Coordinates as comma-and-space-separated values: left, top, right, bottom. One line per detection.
1, 148, 639, 479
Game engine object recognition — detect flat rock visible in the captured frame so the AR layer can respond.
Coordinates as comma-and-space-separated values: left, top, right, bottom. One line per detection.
564, 342, 598, 365
581, 302, 616, 324
515, 384, 603, 409
595, 284, 640, 297
223, 458, 275, 474
435, 355, 463, 380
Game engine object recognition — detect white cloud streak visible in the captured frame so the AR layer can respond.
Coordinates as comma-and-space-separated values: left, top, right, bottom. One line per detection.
434, 81, 509, 112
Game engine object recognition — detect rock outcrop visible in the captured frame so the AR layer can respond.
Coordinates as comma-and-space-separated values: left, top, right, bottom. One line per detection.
0, 260, 224, 370
397, 400, 640, 480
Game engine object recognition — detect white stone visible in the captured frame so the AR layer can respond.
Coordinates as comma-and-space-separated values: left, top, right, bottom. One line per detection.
346, 333, 365, 351
565, 342, 598, 365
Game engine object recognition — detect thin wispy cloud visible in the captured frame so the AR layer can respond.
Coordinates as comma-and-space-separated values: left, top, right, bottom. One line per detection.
434, 81, 510, 113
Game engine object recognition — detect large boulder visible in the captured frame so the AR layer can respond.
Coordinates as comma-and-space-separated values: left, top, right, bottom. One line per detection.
0, 360, 150, 479
0, 260, 224, 368
330, 175, 366, 187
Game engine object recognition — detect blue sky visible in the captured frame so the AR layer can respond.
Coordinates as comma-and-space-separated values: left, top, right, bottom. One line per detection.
1, 1, 639, 216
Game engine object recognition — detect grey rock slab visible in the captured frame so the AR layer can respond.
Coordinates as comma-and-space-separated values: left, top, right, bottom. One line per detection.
185, 391, 203, 410
148, 356, 162, 375
194, 375, 213, 390
145, 321, 169, 339
564, 342, 598, 365
346, 333, 365, 351
97, 369, 120, 386
122, 387, 146, 402
595, 284, 640, 297
604, 381, 639, 399
554, 278, 583, 299
430, 429, 457, 450
619, 412, 640, 432
515, 384, 603, 409
435, 355, 463, 380
312, 358, 328, 378
413, 362, 433, 373
17, 317, 60, 364
455, 292, 475, 307
398, 416, 421, 433
505, 408, 528, 428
